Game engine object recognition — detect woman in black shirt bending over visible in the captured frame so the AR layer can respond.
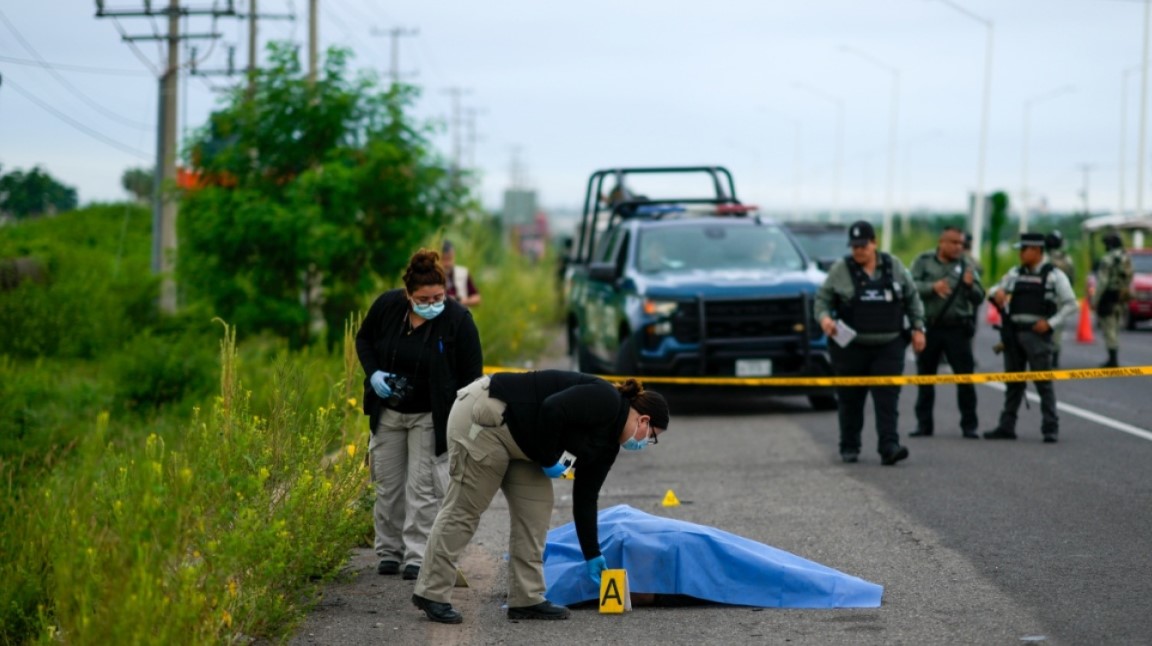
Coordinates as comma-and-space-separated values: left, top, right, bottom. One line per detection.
412, 370, 669, 624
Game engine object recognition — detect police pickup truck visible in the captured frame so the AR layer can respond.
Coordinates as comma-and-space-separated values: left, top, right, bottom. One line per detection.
564, 166, 835, 409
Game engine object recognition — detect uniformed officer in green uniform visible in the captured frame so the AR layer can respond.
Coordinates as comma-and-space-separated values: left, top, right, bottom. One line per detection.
1045, 231, 1076, 368
984, 232, 1078, 443
815, 220, 926, 466
910, 226, 984, 439
1092, 232, 1134, 367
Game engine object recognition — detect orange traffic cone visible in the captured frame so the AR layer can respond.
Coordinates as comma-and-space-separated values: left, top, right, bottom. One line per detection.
1076, 297, 1094, 344
986, 302, 1001, 326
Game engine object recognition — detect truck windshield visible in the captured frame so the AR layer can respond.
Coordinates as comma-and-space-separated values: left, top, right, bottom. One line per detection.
638, 224, 805, 273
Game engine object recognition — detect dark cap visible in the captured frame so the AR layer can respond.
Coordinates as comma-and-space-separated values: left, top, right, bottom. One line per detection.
1044, 230, 1064, 250
847, 220, 876, 246
1014, 232, 1046, 249
1103, 232, 1123, 249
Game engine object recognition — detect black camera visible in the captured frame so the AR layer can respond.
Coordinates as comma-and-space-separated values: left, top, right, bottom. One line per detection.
384, 374, 413, 408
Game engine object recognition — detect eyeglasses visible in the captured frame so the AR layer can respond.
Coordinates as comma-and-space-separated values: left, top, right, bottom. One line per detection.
411, 293, 447, 306
648, 426, 661, 445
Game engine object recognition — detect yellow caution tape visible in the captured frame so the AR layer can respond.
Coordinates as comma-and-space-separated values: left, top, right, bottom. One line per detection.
482, 365, 1152, 387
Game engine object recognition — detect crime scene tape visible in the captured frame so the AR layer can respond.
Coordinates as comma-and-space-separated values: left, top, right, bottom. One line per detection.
482, 365, 1152, 388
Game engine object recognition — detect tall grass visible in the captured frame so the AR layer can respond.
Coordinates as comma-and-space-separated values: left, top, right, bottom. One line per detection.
0, 322, 368, 644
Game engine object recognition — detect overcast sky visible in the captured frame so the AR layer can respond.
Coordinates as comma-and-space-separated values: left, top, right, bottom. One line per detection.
1, 0, 1148, 219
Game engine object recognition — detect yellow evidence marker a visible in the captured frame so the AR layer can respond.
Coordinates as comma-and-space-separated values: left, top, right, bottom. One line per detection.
599, 569, 632, 614
662, 489, 681, 507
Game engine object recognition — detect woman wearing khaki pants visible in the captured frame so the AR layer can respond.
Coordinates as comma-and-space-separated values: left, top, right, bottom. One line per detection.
412, 370, 669, 624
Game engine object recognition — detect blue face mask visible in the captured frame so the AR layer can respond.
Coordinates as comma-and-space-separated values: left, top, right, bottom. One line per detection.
622, 420, 649, 452
412, 300, 445, 320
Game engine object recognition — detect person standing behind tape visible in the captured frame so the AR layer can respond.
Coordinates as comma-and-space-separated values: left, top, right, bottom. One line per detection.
355, 249, 484, 580
983, 232, 1078, 443
815, 220, 926, 466
441, 239, 482, 309
910, 226, 985, 439
1092, 232, 1133, 368
1045, 230, 1076, 368
412, 371, 669, 624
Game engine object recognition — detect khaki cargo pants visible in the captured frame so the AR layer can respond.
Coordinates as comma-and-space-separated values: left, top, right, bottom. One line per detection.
414, 376, 555, 608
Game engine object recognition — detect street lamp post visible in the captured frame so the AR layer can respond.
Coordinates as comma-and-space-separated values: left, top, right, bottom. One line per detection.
755, 106, 805, 219
794, 82, 845, 222
1019, 86, 1074, 233
934, 0, 993, 261
841, 46, 900, 252
1138, 0, 1151, 220
1120, 65, 1141, 215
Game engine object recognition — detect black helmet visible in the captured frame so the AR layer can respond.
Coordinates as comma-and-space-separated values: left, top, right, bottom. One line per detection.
1044, 230, 1064, 250
1103, 232, 1123, 250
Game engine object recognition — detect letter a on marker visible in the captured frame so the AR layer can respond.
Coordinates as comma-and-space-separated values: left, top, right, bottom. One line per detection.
599, 569, 631, 614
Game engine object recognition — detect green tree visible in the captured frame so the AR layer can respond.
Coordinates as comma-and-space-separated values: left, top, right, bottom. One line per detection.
121, 167, 153, 202
0, 165, 78, 218
986, 191, 1009, 280
179, 44, 467, 347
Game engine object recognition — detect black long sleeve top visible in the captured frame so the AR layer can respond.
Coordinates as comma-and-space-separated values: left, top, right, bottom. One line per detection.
355, 289, 483, 455
488, 370, 630, 560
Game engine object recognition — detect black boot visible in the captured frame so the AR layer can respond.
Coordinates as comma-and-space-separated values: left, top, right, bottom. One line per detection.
1101, 350, 1119, 368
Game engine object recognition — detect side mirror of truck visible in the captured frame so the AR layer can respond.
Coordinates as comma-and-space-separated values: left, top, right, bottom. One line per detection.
588, 262, 618, 283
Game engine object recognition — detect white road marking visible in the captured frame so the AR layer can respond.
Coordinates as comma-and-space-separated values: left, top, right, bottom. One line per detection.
982, 382, 1152, 442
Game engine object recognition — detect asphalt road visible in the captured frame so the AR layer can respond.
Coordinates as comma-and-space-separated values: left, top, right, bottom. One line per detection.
290, 320, 1152, 645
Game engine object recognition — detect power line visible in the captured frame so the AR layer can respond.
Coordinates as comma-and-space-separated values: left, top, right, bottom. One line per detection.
0, 54, 152, 76
319, 1, 381, 63
0, 7, 153, 130
2, 76, 152, 160
110, 17, 163, 75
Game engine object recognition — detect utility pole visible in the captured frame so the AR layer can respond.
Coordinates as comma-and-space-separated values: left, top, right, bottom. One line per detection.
371, 26, 418, 85
308, 0, 317, 84
248, 0, 257, 96
443, 87, 471, 180
228, 0, 293, 96
96, 0, 235, 313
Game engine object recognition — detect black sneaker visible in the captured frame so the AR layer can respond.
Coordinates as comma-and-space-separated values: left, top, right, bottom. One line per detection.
982, 429, 1017, 440
881, 446, 909, 466
507, 601, 571, 620
377, 560, 400, 575
961, 429, 979, 439
1043, 434, 1058, 444
909, 429, 933, 437
402, 564, 420, 580
412, 594, 463, 624
840, 452, 859, 464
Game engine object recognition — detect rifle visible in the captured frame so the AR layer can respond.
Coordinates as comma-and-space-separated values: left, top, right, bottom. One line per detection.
990, 298, 1018, 357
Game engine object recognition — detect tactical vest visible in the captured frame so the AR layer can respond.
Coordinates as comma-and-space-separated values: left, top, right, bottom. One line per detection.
840, 253, 905, 334
1009, 263, 1057, 318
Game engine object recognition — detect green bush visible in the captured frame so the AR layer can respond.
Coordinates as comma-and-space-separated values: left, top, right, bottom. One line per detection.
0, 324, 367, 644
110, 330, 217, 411
0, 203, 156, 359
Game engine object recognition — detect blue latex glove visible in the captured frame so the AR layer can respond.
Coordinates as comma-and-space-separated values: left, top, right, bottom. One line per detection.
542, 461, 567, 478
369, 371, 393, 399
585, 555, 607, 585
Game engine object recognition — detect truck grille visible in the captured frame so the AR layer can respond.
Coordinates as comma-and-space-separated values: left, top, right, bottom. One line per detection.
671, 297, 808, 342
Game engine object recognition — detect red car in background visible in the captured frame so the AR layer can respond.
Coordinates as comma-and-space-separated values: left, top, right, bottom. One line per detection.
1126, 249, 1152, 330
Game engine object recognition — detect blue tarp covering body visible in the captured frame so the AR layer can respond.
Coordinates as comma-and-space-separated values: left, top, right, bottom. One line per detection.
542, 505, 883, 608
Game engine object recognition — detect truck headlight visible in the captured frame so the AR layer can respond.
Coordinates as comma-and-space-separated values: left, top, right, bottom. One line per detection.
643, 299, 679, 316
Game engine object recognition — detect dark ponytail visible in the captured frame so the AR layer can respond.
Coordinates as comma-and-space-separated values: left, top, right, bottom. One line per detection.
615, 378, 670, 430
